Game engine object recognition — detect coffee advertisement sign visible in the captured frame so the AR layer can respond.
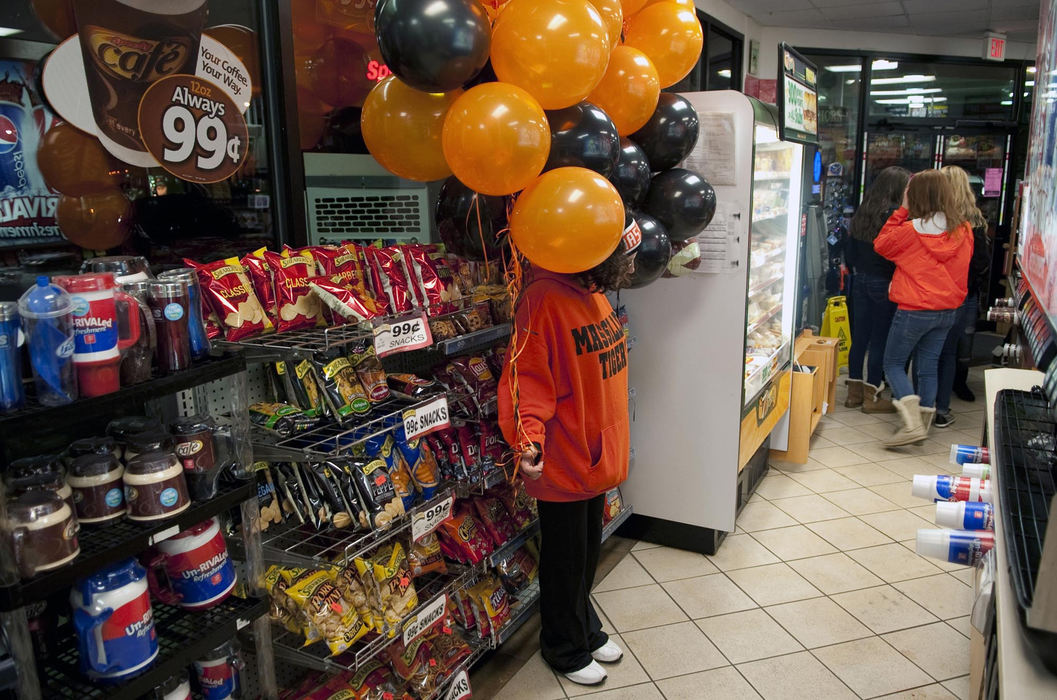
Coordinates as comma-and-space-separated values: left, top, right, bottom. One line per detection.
41, 0, 252, 182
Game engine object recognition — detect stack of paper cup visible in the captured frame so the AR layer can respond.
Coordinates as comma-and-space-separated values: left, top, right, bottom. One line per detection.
961, 463, 990, 479
935, 501, 994, 531
916, 528, 994, 566
912, 475, 992, 503
949, 444, 989, 466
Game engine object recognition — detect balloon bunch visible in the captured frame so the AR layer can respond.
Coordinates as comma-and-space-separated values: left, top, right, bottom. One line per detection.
357, 0, 711, 277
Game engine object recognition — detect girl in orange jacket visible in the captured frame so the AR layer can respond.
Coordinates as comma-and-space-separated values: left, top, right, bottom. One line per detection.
874, 170, 973, 446
498, 230, 637, 687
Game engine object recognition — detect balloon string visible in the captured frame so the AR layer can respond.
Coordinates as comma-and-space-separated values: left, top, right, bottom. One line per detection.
500, 236, 533, 483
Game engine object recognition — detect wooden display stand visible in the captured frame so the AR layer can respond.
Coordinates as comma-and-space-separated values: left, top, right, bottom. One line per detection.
770, 331, 839, 464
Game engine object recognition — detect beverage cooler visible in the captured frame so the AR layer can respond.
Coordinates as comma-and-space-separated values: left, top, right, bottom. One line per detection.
620, 91, 805, 554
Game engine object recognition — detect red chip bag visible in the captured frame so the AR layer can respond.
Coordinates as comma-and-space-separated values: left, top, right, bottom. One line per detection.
472, 495, 518, 547
437, 505, 493, 564
310, 275, 382, 323
453, 421, 480, 475
405, 244, 458, 313
491, 481, 535, 530
365, 246, 414, 313
185, 257, 273, 341
445, 356, 498, 416
468, 576, 511, 635
263, 249, 324, 332
241, 248, 278, 326
479, 420, 506, 466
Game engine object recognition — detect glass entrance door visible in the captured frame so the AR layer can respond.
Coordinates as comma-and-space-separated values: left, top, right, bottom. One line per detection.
862, 131, 937, 199
940, 133, 1009, 228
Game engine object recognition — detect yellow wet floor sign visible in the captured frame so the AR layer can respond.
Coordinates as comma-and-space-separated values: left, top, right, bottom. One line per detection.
821, 295, 850, 369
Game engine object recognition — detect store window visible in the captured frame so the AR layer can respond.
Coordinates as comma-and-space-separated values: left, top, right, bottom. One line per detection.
866, 59, 1018, 121
0, 0, 276, 273
667, 13, 742, 93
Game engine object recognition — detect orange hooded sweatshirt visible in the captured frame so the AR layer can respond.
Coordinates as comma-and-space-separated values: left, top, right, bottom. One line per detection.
874, 207, 974, 311
498, 270, 630, 502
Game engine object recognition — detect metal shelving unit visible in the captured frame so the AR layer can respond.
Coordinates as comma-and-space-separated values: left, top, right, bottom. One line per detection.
493, 579, 541, 646
601, 505, 633, 543
432, 324, 511, 356
485, 521, 540, 569
271, 565, 478, 674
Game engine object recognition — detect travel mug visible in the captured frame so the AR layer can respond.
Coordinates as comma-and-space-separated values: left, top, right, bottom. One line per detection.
0, 302, 25, 412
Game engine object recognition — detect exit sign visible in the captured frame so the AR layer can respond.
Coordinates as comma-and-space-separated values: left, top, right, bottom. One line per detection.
984, 33, 1006, 61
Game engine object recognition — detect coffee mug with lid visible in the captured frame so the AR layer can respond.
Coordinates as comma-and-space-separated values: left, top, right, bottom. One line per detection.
4, 489, 80, 578
123, 451, 190, 522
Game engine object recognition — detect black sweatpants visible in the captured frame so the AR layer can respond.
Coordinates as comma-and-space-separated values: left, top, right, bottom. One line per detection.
537, 493, 608, 673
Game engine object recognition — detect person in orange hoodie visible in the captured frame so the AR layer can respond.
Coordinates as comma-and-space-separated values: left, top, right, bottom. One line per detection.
498, 224, 638, 687
874, 170, 973, 446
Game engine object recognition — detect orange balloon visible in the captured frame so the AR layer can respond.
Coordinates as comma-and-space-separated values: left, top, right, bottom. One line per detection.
588, 46, 660, 135
57, 190, 132, 251
206, 25, 262, 98
511, 167, 625, 273
491, 0, 610, 110
624, 2, 704, 88
642, 0, 694, 9
620, 0, 648, 16
361, 77, 460, 182
31, 0, 76, 41
37, 122, 124, 195
291, 0, 333, 52
590, 0, 624, 48
442, 83, 550, 196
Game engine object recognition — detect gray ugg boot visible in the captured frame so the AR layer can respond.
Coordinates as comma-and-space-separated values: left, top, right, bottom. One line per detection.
885, 395, 927, 447
845, 380, 864, 408
920, 406, 936, 436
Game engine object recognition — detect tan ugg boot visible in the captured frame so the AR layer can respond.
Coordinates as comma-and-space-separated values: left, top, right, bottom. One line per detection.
920, 406, 936, 436
885, 395, 927, 447
845, 379, 864, 408
862, 382, 895, 413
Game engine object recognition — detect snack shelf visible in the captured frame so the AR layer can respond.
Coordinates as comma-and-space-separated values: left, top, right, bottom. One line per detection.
746, 302, 783, 337
259, 486, 456, 571
743, 340, 790, 409
485, 520, 540, 569
752, 211, 789, 225
493, 579, 541, 646
218, 324, 374, 362
748, 274, 784, 298
0, 353, 246, 462
40, 595, 267, 700
432, 323, 511, 356
271, 565, 478, 674
428, 637, 490, 700
748, 246, 784, 268
250, 394, 444, 461
601, 505, 633, 543
0, 478, 255, 612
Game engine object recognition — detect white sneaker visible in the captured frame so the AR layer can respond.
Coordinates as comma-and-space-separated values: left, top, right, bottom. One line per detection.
563, 660, 608, 686
591, 639, 624, 663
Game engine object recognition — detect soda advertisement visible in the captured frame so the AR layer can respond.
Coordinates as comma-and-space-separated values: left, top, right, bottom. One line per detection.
0, 59, 61, 246
1023, 0, 1057, 323
40, 0, 254, 184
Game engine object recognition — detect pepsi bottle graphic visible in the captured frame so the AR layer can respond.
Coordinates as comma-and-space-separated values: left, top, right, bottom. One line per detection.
0, 73, 29, 196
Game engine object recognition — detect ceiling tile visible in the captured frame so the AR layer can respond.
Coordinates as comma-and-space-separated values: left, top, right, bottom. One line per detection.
811, 0, 891, 6
752, 8, 829, 27
821, 2, 904, 20
826, 14, 911, 30
990, 4, 1041, 22
738, 0, 816, 17
905, 10, 990, 29
900, 0, 989, 12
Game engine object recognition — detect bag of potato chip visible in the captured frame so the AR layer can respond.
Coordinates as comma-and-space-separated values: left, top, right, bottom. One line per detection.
285, 570, 370, 654
407, 532, 447, 578
314, 353, 372, 423
263, 249, 324, 332
185, 257, 273, 341
241, 248, 278, 327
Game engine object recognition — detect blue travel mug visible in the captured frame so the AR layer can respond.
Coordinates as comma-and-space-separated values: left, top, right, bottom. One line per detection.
0, 302, 25, 412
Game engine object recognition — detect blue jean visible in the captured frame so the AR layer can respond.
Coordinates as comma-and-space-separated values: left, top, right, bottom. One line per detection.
883, 308, 958, 408
848, 273, 897, 386
935, 296, 978, 414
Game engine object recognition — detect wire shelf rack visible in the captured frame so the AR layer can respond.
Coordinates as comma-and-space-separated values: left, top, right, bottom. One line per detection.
218, 324, 374, 362
601, 505, 633, 543
271, 564, 478, 674
493, 579, 541, 646
485, 521, 540, 569
260, 487, 455, 570
428, 637, 490, 700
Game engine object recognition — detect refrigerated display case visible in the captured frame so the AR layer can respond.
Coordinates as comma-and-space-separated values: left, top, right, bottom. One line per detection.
619, 91, 804, 554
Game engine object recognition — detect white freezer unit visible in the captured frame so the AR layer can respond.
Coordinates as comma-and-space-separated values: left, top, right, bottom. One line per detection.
620, 91, 804, 553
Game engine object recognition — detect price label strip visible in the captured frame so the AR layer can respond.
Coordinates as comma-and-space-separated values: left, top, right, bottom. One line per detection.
444, 669, 472, 700
403, 396, 451, 442
411, 493, 454, 542
373, 311, 433, 357
402, 593, 449, 647
138, 75, 249, 184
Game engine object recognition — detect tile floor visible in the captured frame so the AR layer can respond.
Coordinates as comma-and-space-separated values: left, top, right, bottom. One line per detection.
484, 370, 985, 700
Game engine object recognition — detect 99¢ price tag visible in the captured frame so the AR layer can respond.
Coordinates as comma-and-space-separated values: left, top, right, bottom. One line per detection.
373, 312, 432, 357
411, 494, 454, 542
138, 75, 249, 184
403, 396, 451, 442
444, 670, 471, 700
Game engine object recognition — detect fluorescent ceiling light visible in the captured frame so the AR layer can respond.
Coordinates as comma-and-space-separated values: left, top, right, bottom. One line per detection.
875, 97, 947, 104
0, 27, 22, 37
1027, 66, 1037, 73
1001, 100, 1013, 105
824, 60, 898, 73
871, 74, 937, 85
1027, 80, 1035, 86
717, 69, 731, 78
870, 88, 942, 96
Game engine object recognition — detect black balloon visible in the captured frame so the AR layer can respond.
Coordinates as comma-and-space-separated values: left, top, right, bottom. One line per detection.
644, 168, 717, 242
543, 101, 621, 177
630, 93, 700, 172
627, 211, 671, 288
375, 0, 491, 92
436, 176, 508, 260
608, 138, 652, 207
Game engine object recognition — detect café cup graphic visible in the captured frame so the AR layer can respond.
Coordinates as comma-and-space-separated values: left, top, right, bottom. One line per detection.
73, 0, 208, 162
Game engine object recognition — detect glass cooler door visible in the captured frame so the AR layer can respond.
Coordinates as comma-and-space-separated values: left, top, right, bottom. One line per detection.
743, 123, 804, 407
